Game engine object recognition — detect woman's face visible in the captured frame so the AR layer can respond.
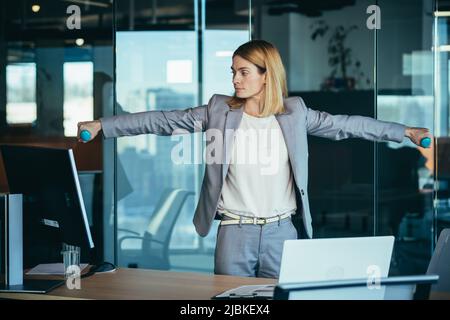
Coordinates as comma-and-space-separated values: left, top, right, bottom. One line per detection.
231, 55, 266, 99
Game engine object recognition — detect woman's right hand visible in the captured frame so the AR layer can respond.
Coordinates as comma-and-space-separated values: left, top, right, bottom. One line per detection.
77, 120, 102, 143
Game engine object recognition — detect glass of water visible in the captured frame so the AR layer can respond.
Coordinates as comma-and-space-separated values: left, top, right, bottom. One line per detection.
61, 243, 81, 278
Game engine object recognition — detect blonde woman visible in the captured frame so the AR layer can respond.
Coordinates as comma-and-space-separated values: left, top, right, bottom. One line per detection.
78, 40, 431, 279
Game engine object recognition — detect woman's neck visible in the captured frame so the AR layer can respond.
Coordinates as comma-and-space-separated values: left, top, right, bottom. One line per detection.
244, 95, 263, 116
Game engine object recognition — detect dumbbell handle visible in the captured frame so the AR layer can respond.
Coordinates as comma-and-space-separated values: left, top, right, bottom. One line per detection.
420, 137, 431, 148
80, 130, 92, 142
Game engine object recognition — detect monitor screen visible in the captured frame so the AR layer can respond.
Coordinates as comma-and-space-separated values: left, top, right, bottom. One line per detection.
0, 145, 94, 266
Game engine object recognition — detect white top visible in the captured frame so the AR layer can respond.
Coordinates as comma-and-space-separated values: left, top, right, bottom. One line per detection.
217, 111, 297, 218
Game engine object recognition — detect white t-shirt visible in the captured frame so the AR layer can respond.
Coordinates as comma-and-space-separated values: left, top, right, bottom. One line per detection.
217, 111, 297, 218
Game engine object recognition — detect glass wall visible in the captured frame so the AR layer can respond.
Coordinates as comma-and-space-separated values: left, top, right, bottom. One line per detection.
254, 0, 438, 276
0, 0, 444, 278
0, 0, 114, 267
377, 0, 435, 275
434, 0, 450, 266
255, 0, 377, 239
113, 0, 443, 276
114, 0, 252, 273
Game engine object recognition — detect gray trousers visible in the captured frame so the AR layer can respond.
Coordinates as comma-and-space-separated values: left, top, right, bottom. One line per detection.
214, 216, 298, 279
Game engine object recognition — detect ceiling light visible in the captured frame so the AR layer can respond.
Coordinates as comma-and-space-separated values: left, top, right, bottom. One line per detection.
75, 38, 85, 46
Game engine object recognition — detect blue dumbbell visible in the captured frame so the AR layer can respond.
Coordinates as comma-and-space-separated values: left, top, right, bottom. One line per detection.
80, 130, 92, 142
420, 137, 431, 148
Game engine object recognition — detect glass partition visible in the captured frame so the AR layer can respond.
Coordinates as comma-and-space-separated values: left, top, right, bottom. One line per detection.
258, 0, 377, 238
113, 0, 442, 275
434, 0, 450, 262
377, 0, 435, 275
0, 0, 114, 266
0, 0, 443, 277
114, 0, 252, 273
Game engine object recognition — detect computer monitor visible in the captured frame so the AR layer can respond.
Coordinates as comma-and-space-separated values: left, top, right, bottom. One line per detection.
0, 145, 94, 255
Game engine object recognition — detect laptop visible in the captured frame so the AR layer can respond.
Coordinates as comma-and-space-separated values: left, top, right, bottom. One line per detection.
213, 236, 395, 299
279, 236, 395, 284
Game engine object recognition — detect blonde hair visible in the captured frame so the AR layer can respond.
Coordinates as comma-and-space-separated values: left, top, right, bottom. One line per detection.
227, 40, 288, 117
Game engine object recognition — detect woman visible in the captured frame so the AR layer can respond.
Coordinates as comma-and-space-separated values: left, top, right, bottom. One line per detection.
78, 40, 431, 279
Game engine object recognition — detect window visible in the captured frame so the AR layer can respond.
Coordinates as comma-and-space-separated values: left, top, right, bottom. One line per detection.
63, 62, 94, 137
6, 63, 37, 124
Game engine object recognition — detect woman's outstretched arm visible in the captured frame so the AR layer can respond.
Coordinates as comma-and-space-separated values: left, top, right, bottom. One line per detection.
77, 95, 216, 142
299, 97, 431, 147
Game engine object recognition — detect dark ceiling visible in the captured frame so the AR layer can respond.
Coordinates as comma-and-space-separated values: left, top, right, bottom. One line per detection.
264, 0, 356, 17
4, 0, 359, 33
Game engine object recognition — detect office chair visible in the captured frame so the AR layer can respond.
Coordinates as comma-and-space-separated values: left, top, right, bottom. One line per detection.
274, 275, 439, 300
118, 188, 194, 270
427, 228, 450, 299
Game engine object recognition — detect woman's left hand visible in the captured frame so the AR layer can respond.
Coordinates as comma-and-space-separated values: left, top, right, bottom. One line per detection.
405, 127, 433, 147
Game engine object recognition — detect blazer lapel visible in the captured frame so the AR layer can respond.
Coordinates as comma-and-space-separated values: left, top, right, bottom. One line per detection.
222, 106, 243, 180
275, 110, 298, 184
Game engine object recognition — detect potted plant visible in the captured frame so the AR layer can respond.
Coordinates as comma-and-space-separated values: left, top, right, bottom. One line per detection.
310, 20, 370, 91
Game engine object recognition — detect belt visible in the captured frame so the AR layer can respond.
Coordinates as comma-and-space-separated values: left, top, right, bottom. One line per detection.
219, 210, 293, 226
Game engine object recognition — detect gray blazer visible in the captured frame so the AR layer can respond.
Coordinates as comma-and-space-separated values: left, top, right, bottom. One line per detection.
100, 94, 406, 239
